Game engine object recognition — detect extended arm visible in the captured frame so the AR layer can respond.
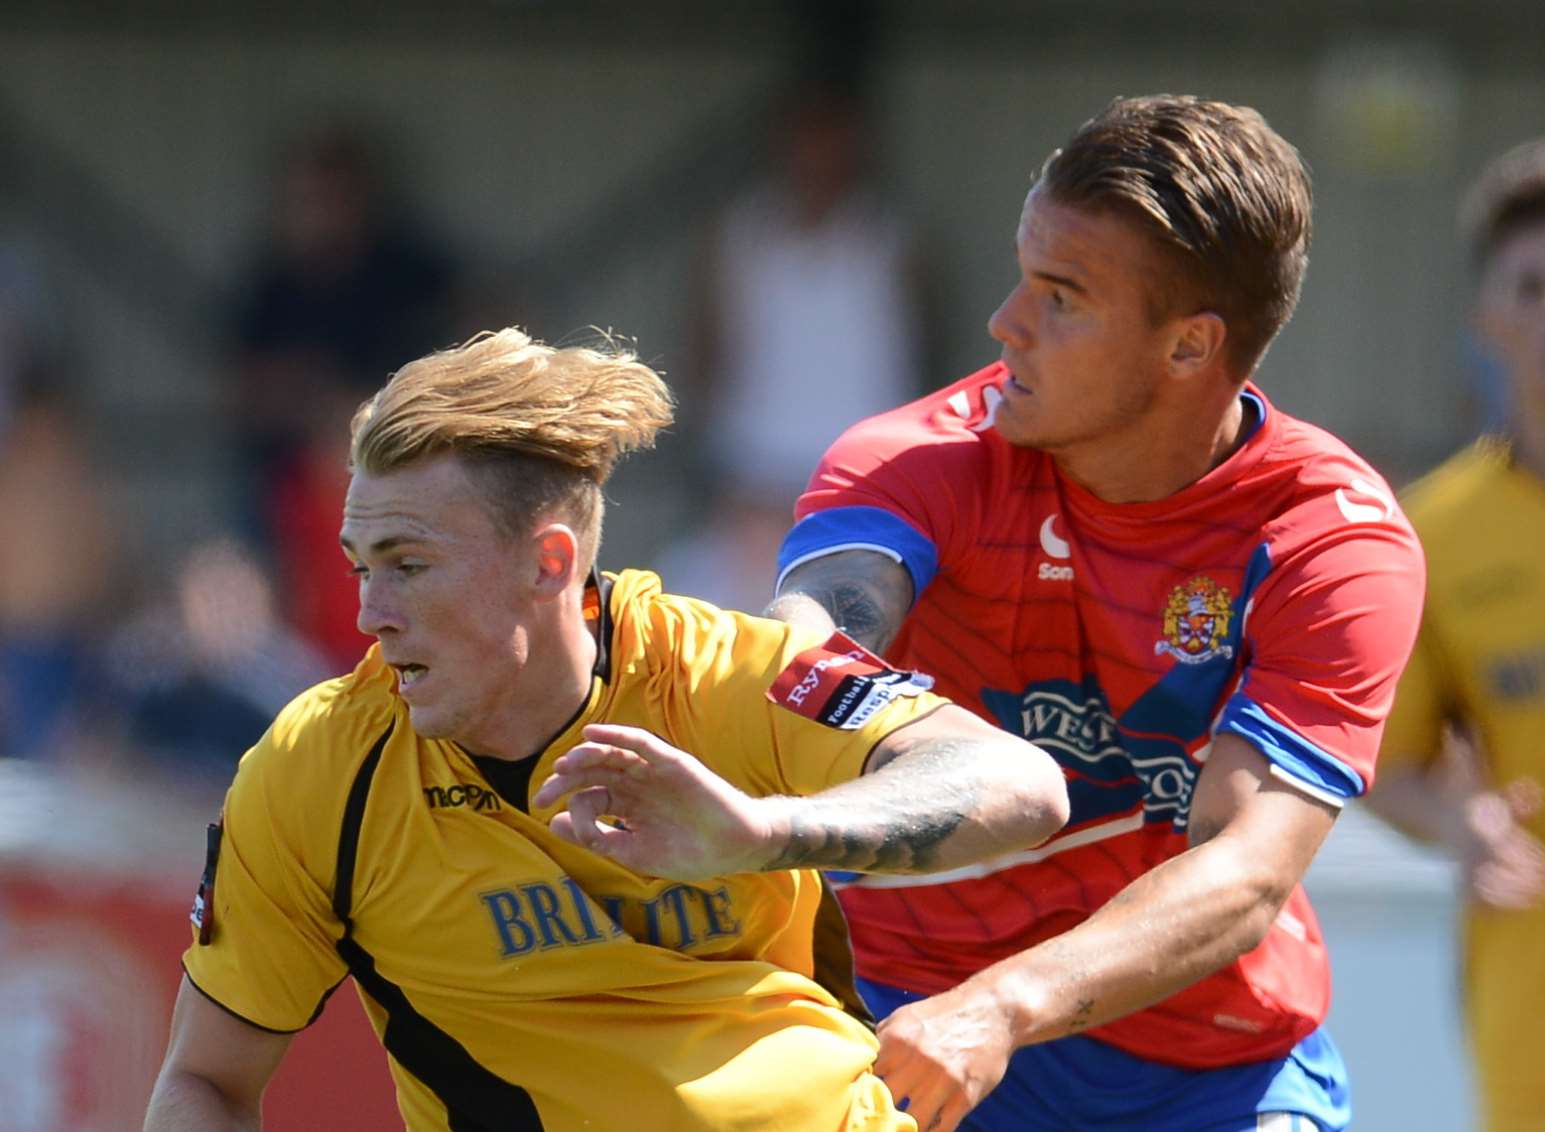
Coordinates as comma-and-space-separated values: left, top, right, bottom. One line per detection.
144, 976, 293, 1131
1367, 745, 1545, 910
765, 550, 913, 655
874, 733, 1338, 1132
534, 709, 1067, 882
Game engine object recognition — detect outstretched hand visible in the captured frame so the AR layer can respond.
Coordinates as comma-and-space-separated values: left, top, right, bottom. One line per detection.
532, 723, 781, 880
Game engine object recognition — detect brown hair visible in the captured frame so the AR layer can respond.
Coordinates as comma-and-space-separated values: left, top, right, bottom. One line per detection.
350, 328, 675, 568
1039, 94, 1312, 377
1461, 138, 1545, 268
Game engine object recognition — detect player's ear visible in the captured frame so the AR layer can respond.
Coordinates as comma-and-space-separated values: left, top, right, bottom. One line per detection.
1167, 311, 1227, 378
531, 523, 580, 599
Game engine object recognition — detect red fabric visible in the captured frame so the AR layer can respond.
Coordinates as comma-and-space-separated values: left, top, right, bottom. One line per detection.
795, 365, 1424, 1067
268, 446, 370, 671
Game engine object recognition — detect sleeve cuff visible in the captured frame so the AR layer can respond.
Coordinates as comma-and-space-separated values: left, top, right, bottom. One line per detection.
1216, 693, 1365, 803
776, 506, 939, 604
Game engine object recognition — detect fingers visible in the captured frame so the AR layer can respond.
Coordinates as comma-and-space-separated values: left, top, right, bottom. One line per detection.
1471, 836, 1545, 909
875, 1019, 959, 1132
549, 787, 630, 856
1504, 776, 1544, 819
581, 722, 679, 759
531, 740, 651, 808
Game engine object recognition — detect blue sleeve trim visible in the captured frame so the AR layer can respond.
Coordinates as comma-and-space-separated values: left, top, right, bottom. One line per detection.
1216, 693, 1366, 800
776, 506, 940, 605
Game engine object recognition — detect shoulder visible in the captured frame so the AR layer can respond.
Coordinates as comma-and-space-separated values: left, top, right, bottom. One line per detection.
609, 568, 815, 681
812, 363, 1030, 501
1250, 405, 1418, 558
230, 649, 401, 815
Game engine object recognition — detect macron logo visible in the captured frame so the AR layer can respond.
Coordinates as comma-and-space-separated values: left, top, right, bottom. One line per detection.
1038, 513, 1073, 582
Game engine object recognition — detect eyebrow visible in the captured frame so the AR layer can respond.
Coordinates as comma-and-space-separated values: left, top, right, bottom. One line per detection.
338, 534, 421, 556
1032, 270, 1089, 295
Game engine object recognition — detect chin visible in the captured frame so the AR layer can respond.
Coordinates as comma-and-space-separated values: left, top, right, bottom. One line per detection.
992, 412, 1047, 450
405, 703, 455, 739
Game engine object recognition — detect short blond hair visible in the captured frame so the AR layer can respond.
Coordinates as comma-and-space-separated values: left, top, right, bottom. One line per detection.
350, 328, 675, 567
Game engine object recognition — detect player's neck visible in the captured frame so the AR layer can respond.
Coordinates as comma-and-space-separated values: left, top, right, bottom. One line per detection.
1053, 388, 1249, 504
482, 609, 599, 764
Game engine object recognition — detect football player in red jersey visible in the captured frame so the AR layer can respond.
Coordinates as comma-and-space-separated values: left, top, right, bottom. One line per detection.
771, 95, 1425, 1132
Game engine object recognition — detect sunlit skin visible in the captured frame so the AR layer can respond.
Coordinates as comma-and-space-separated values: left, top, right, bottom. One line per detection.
987, 188, 1248, 503
340, 453, 596, 762
1475, 220, 1545, 478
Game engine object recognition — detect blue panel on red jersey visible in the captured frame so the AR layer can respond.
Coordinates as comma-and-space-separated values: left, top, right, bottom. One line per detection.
982, 677, 1146, 829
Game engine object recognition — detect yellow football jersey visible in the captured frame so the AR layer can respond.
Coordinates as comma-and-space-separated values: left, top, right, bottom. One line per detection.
1380, 438, 1545, 1132
184, 569, 940, 1132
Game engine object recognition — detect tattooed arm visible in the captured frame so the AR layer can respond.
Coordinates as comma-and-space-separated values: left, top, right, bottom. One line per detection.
765, 550, 914, 654
870, 732, 1341, 1132
763, 704, 1068, 873
535, 709, 1068, 882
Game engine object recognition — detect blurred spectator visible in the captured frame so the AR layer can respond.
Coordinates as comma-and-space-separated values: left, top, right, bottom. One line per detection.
0, 387, 118, 759
103, 538, 331, 779
662, 77, 934, 610
227, 123, 461, 661
1367, 138, 1545, 1132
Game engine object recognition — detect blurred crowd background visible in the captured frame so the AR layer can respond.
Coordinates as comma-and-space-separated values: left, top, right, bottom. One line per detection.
2, 0, 1541, 1127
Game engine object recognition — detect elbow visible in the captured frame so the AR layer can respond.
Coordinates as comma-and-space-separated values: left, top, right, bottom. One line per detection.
1017, 748, 1071, 847
1228, 861, 1298, 956
1038, 772, 1071, 845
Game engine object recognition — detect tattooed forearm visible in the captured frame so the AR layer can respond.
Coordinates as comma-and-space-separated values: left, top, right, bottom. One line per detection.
763, 739, 985, 873
770, 550, 913, 654
1068, 997, 1097, 1031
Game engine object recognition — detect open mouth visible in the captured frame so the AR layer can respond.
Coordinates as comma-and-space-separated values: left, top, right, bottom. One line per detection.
395, 664, 428, 690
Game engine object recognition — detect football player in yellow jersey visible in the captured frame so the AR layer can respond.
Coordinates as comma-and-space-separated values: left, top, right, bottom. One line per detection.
1367, 140, 1545, 1132
142, 328, 1071, 1132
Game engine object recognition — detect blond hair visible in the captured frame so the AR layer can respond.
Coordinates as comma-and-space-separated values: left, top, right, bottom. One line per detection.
350, 328, 675, 567
1040, 94, 1312, 378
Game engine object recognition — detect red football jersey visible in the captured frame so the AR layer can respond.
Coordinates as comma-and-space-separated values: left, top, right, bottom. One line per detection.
777, 362, 1425, 1068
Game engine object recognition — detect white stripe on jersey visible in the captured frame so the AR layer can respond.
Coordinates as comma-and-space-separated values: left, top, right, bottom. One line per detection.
1257, 1113, 1309, 1132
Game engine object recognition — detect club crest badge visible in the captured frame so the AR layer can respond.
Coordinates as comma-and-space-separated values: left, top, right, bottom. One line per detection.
1155, 576, 1235, 666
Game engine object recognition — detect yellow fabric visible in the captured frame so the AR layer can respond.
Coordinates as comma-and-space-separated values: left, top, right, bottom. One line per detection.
185, 569, 932, 1132
1381, 439, 1545, 1130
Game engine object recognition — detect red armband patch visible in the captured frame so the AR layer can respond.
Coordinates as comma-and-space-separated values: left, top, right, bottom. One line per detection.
190, 818, 222, 945
767, 631, 934, 730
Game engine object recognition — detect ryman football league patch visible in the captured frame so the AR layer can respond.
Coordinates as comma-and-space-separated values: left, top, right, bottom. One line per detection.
191, 818, 223, 945
767, 631, 934, 730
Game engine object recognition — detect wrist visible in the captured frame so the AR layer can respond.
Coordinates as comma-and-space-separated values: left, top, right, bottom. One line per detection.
960, 962, 1045, 1049
749, 794, 799, 872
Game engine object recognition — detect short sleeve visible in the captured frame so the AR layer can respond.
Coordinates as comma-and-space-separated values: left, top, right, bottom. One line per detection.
181, 728, 348, 1032
1216, 524, 1426, 801
1376, 618, 1450, 774
678, 608, 950, 799
777, 370, 1005, 602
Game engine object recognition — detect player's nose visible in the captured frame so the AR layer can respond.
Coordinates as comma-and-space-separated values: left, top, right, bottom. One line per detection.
988, 284, 1033, 348
357, 580, 404, 637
